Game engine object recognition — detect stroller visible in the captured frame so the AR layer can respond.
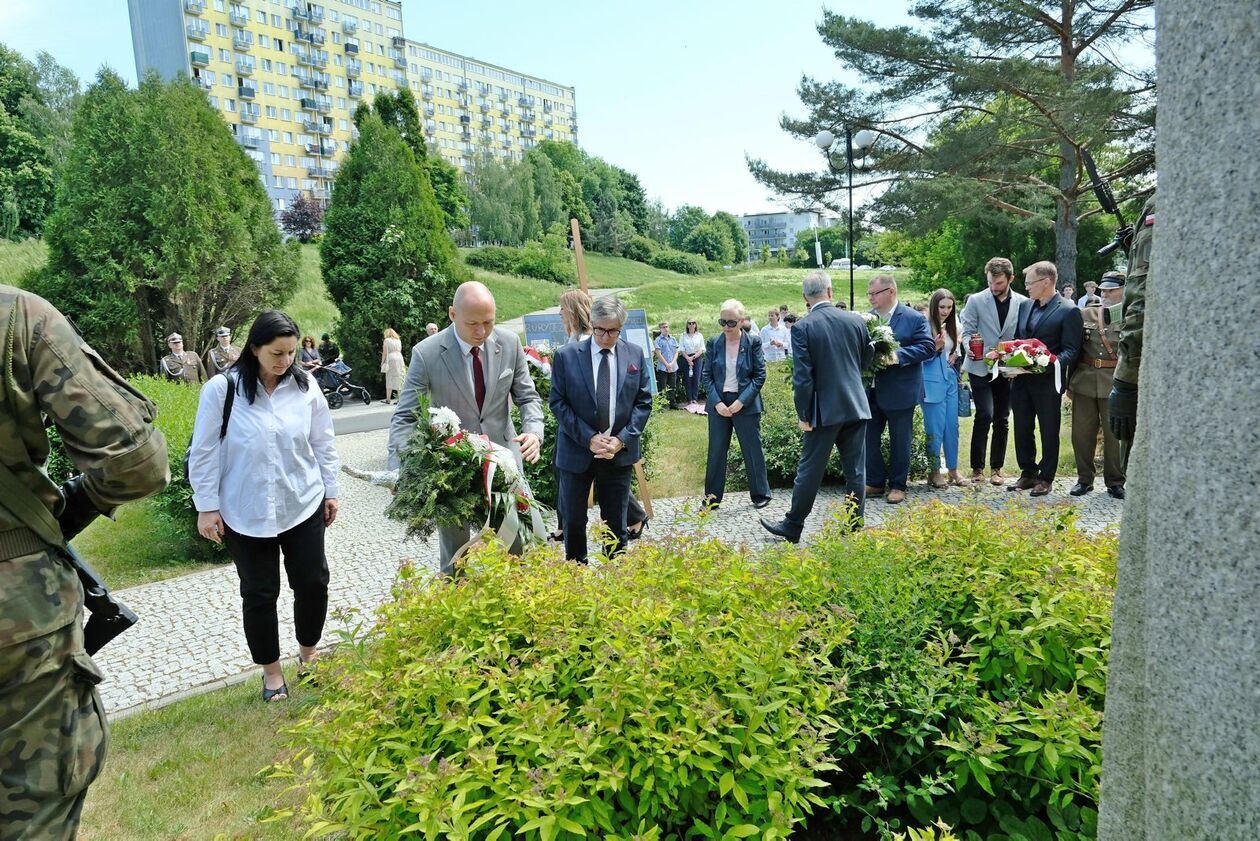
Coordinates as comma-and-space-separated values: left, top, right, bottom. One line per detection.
314, 359, 372, 409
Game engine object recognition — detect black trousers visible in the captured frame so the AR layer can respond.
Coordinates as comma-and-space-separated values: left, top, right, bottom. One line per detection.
1010, 377, 1063, 483
704, 392, 771, 505
968, 372, 1012, 471
223, 505, 329, 665
557, 461, 634, 564
655, 368, 678, 404
786, 420, 866, 531
683, 358, 704, 403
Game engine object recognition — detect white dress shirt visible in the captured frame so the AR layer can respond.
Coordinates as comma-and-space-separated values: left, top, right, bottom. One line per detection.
590, 341, 617, 435
723, 338, 740, 393
189, 370, 341, 538
760, 323, 790, 362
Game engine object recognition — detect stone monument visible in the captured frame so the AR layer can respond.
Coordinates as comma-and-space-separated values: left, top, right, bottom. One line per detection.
1097, 1, 1259, 838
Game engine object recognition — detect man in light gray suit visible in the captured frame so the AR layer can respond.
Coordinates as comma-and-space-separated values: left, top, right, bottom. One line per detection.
761, 271, 872, 543
387, 281, 544, 573
959, 257, 1027, 485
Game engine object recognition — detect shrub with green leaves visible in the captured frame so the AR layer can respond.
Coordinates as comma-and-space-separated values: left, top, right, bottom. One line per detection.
465, 233, 575, 285
623, 234, 660, 264
728, 362, 928, 490
464, 245, 519, 274
277, 540, 850, 839
649, 248, 709, 276
809, 502, 1115, 840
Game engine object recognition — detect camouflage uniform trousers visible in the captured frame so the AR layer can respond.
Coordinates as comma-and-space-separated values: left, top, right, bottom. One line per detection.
0, 560, 107, 841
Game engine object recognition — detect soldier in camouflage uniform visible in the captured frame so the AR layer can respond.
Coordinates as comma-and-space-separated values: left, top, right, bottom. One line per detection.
158, 333, 206, 385
1070, 272, 1127, 499
1107, 194, 1153, 442
0, 285, 168, 839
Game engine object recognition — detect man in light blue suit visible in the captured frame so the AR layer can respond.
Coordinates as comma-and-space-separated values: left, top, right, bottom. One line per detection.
864, 276, 937, 504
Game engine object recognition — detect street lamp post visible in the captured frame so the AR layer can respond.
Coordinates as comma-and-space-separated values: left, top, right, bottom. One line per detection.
814, 127, 875, 309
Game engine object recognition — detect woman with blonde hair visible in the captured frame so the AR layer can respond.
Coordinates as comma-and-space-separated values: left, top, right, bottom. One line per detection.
703, 298, 771, 510
380, 327, 405, 404
921, 288, 967, 487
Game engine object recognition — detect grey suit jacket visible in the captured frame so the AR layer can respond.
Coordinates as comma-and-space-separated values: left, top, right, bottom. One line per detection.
960, 289, 1028, 376
387, 326, 544, 470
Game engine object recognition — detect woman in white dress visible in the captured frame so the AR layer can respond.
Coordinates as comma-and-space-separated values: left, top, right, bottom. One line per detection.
380, 328, 405, 404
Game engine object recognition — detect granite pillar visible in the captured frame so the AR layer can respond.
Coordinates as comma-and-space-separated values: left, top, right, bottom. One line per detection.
1097, 2, 1260, 838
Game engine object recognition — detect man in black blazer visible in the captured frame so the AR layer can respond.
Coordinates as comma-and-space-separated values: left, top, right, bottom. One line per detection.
549, 296, 654, 563
762, 272, 873, 543
1007, 261, 1084, 496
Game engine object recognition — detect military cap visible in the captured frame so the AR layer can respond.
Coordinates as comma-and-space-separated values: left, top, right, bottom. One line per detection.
1099, 271, 1126, 290
214, 326, 231, 337
166, 333, 183, 342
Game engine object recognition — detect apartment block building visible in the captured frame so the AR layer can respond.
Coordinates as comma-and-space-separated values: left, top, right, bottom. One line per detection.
741, 210, 840, 256
402, 42, 577, 172
128, 0, 577, 212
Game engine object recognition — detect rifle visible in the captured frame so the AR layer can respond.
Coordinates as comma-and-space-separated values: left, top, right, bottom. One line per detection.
1081, 148, 1133, 258
69, 543, 139, 655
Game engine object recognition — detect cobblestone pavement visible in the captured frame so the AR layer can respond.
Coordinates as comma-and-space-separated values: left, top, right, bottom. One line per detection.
97, 428, 1122, 716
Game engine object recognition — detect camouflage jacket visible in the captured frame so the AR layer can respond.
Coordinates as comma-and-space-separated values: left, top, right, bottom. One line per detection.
1114, 196, 1153, 385
1, 285, 169, 641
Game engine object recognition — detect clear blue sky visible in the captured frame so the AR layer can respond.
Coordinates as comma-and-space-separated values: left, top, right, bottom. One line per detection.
2, 1, 918, 214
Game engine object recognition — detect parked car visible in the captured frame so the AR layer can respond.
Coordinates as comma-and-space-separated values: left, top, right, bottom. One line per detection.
857, 264, 873, 271
828, 258, 852, 269
878, 264, 898, 271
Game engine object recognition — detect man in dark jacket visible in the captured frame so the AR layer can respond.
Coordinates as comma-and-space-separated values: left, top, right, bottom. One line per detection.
762, 271, 873, 543
1007, 261, 1084, 496
864, 276, 937, 504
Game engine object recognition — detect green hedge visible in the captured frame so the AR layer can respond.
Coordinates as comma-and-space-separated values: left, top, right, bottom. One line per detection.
275, 503, 1114, 840
622, 234, 660, 264
279, 539, 848, 838
465, 232, 576, 285
728, 361, 929, 490
648, 248, 709, 275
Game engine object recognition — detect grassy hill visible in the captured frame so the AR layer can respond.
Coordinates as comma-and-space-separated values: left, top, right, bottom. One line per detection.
0, 239, 47, 288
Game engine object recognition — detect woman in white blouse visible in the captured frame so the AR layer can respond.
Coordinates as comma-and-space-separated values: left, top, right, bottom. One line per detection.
188, 310, 341, 702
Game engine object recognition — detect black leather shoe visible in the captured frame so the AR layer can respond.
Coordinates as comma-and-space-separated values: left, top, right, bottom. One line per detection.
1107, 485, 1126, 500
752, 497, 772, 509
1069, 481, 1093, 497
760, 517, 801, 544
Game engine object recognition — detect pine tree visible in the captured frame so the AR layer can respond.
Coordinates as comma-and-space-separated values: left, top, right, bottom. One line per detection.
321, 111, 460, 394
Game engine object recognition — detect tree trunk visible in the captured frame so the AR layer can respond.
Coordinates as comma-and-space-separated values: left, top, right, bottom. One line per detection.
135, 287, 157, 375
1055, 141, 1080, 290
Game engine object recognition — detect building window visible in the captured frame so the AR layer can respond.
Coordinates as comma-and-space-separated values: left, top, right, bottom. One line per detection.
263, 82, 274, 95
219, 49, 232, 62
278, 84, 288, 98
284, 131, 292, 143
261, 58, 272, 71
225, 98, 236, 112
265, 105, 277, 118
281, 108, 291, 120
222, 73, 233, 86
272, 13, 281, 27
216, 23, 228, 36
259, 35, 270, 48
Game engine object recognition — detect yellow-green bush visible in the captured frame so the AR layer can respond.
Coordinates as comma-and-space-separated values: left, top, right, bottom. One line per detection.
278, 540, 850, 839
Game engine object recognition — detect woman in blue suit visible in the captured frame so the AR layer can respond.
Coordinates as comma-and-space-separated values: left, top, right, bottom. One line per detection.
703, 299, 772, 510
921, 288, 968, 487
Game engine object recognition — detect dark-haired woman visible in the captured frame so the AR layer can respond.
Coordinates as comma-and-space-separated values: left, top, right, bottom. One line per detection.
921, 288, 967, 488
188, 310, 341, 702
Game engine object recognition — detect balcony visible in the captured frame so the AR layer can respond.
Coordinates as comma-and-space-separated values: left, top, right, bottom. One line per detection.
391, 35, 405, 48
420, 68, 432, 81
236, 60, 254, 76
347, 81, 363, 97
478, 101, 489, 112
502, 138, 512, 148
296, 51, 313, 66
185, 0, 204, 13
344, 40, 358, 54
459, 114, 470, 124
303, 119, 321, 132
345, 60, 360, 77
457, 79, 468, 91
521, 111, 535, 122
420, 85, 433, 99
311, 187, 330, 200
544, 114, 553, 125
190, 50, 210, 67
498, 91, 509, 102
307, 166, 334, 179
342, 19, 357, 34
239, 133, 261, 148
294, 74, 314, 89
241, 110, 257, 124
290, 4, 310, 20
309, 6, 323, 22
229, 10, 249, 27
312, 74, 330, 91
480, 118, 492, 129
461, 129, 472, 141
391, 53, 406, 69
186, 24, 208, 41
423, 104, 435, 116
307, 30, 325, 45
316, 99, 332, 114
315, 123, 331, 136
233, 35, 252, 52
238, 85, 256, 99
518, 96, 530, 106
299, 96, 317, 110
191, 73, 213, 90
543, 102, 553, 113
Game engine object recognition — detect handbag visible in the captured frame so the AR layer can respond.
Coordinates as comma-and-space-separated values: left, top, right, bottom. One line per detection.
182, 372, 235, 482
957, 374, 972, 417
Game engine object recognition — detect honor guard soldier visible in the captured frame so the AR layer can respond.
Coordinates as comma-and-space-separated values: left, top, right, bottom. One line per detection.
1071, 272, 1127, 499
158, 332, 207, 384
1107, 195, 1153, 444
203, 326, 240, 375
0, 284, 169, 839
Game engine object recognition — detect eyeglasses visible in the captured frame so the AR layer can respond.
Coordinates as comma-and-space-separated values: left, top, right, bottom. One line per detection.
592, 327, 622, 338
867, 288, 892, 298
718, 318, 740, 328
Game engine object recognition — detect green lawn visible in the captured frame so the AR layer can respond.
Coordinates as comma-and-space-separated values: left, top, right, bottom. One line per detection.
73, 499, 222, 591
79, 680, 305, 841
282, 244, 339, 340
0, 238, 47, 288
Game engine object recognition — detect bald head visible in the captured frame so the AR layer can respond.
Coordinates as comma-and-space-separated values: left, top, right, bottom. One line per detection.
449, 281, 497, 346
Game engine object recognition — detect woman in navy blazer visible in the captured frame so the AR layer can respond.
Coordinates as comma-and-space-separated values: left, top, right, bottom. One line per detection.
703, 299, 772, 510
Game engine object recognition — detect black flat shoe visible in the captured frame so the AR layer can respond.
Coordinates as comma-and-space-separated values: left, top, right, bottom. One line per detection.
1107, 485, 1126, 500
262, 678, 289, 703
752, 498, 772, 509
547, 530, 564, 543
1069, 481, 1093, 497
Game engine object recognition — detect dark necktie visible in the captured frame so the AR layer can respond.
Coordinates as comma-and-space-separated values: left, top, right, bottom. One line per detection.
596, 348, 611, 433
470, 346, 485, 412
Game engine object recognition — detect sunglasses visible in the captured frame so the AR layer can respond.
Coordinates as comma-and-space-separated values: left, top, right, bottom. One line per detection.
718, 318, 740, 328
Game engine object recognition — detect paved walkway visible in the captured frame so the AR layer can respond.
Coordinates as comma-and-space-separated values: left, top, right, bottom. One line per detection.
96, 428, 1122, 717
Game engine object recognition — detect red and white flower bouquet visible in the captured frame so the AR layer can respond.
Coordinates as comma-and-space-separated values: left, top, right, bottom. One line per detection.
985, 339, 1057, 375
